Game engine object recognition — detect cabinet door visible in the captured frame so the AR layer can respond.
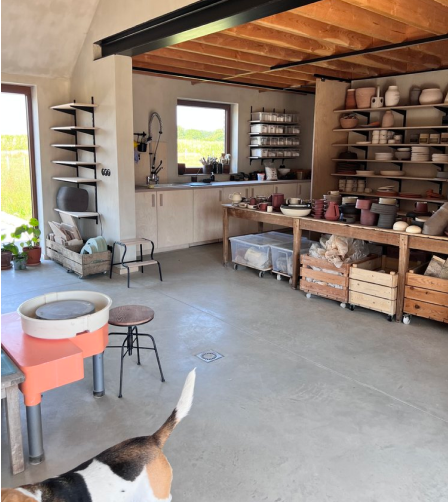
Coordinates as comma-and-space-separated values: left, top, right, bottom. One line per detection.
193, 188, 223, 243
157, 190, 193, 249
222, 186, 253, 237
136, 192, 158, 249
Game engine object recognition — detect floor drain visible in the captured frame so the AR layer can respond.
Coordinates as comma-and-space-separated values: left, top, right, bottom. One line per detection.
195, 350, 224, 363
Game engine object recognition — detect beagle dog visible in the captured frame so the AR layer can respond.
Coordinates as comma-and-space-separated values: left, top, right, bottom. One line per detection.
2, 369, 196, 502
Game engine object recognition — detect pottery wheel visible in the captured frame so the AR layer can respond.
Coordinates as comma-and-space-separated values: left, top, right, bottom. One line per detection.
36, 300, 95, 320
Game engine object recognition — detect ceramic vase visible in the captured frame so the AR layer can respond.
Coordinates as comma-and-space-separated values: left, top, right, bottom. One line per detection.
381, 110, 394, 128
419, 88, 443, 105
409, 87, 421, 105
371, 86, 384, 108
345, 89, 356, 109
355, 87, 376, 109
385, 85, 400, 106
325, 201, 340, 221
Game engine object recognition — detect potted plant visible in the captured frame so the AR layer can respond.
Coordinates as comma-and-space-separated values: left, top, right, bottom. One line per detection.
12, 217, 41, 266
1, 236, 27, 270
1, 234, 15, 270
13, 248, 28, 270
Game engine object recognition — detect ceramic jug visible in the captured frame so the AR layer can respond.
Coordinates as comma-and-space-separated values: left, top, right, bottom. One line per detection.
385, 85, 400, 106
325, 201, 340, 221
228, 192, 242, 204
381, 110, 395, 128
371, 86, 384, 108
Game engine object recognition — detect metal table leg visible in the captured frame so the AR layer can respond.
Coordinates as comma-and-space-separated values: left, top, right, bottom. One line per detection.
26, 403, 44, 464
92, 352, 105, 398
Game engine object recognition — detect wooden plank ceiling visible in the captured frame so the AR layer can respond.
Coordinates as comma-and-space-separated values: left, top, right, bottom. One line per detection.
133, 0, 448, 92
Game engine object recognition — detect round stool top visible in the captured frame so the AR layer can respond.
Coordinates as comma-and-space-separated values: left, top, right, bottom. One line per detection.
108, 305, 155, 327
36, 300, 95, 320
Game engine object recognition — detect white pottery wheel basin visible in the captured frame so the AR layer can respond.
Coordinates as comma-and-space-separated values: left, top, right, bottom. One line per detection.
18, 291, 112, 339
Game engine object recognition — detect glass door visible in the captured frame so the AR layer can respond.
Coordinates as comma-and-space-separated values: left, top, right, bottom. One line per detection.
1, 84, 37, 238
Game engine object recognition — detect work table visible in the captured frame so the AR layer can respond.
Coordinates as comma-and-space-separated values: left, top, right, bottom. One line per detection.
135, 179, 310, 192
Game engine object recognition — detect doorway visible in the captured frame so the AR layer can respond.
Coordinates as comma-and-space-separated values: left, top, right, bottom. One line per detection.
1, 84, 37, 238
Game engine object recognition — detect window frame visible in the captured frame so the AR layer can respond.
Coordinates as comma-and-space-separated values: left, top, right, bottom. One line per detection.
1, 83, 38, 218
177, 99, 231, 170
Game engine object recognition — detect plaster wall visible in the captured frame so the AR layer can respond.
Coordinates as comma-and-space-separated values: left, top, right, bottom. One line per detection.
1, 72, 72, 242
132, 73, 315, 185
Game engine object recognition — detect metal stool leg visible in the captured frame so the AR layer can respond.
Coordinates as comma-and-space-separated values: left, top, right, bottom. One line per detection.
118, 333, 130, 398
148, 334, 165, 382
157, 261, 163, 282
134, 326, 141, 365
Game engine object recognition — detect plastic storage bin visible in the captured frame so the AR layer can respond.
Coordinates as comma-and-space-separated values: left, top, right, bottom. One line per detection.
251, 124, 268, 134
271, 239, 313, 279
230, 232, 293, 277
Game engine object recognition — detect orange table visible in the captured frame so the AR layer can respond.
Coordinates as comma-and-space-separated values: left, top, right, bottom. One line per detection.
1, 313, 108, 464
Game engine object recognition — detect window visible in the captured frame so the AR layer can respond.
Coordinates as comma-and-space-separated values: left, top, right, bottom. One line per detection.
177, 100, 230, 171
1, 84, 37, 237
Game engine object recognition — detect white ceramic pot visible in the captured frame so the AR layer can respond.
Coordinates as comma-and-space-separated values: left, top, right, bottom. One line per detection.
381, 110, 395, 128
419, 88, 443, 105
385, 86, 400, 106
228, 192, 242, 203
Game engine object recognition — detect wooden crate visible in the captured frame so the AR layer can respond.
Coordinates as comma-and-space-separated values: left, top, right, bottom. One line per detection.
349, 261, 398, 317
300, 254, 381, 303
46, 239, 111, 278
404, 263, 448, 324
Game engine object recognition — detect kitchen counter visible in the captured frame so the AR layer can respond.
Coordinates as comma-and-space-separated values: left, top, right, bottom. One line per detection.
135, 179, 310, 192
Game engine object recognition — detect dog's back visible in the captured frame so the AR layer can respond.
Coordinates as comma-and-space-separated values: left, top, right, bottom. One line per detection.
2, 369, 196, 502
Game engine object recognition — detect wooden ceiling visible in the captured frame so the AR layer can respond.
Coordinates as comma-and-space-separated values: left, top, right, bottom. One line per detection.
132, 0, 448, 92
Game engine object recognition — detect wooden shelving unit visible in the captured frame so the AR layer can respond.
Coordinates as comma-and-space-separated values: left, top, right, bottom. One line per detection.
333, 103, 448, 114
338, 192, 447, 204
51, 98, 99, 223
331, 173, 448, 182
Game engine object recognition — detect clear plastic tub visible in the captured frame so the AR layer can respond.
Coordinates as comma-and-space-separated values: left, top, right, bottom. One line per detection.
251, 148, 269, 157
271, 239, 313, 277
251, 112, 269, 122
251, 124, 268, 134
230, 232, 293, 272
251, 136, 270, 146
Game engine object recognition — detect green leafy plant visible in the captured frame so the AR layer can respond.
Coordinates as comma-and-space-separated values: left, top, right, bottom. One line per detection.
1, 234, 18, 255
11, 217, 41, 249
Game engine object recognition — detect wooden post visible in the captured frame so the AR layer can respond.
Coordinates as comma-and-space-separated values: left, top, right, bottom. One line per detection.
222, 207, 230, 266
5, 385, 25, 474
258, 222, 264, 233
396, 233, 410, 322
292, 218, 302, 289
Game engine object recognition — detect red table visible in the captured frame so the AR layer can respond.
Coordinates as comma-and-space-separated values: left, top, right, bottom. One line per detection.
1, 313, 108, 464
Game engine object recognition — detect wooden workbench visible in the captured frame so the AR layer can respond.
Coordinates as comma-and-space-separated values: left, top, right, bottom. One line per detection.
222, 205, 448, 321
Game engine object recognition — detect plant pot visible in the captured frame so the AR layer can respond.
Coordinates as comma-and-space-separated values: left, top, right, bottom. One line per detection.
355, 87, 376, 109
1, 250, 13, 270
345, 89, 356, 109
340, 117, 359, 129
23, 246, 41, 266
13, 258, 27, 270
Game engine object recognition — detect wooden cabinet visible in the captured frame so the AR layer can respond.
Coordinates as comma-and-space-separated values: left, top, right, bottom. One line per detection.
157, 190, 193, 249
222, 186, 254, 236
136, 192, 158, 249
193, 188, 223, 243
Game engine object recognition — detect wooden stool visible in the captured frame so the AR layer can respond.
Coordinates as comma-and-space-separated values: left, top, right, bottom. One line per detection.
108, 305, 165, 398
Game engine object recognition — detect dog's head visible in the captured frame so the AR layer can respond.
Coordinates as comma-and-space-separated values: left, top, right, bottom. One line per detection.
1, 489, 37, 502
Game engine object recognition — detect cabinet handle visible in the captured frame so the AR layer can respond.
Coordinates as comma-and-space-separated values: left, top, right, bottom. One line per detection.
219, 190, 222, 202
152, 194, 156, 207
160, 194, 163, 207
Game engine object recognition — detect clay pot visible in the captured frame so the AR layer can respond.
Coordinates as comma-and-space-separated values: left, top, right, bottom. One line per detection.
355, 87, 376, 109
409, 87, 421, 105
340, 116, 359, 129
325, 201, 340, 221
356, 199, 373, 210
381, 110, 395, 128
385, 85, 400, 106
360, 209, 378, 226
419, 88, 443, 105
1, 250, 13, 270
345, 89, 356, 109
23, 246, 41, 266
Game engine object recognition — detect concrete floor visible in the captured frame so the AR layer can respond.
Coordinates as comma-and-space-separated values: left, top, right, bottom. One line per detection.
1, 243, 448, 501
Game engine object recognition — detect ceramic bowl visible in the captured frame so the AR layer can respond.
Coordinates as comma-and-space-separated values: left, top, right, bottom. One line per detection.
419, 88, 443, 105
280, 206, 312, 217
340, 117, 359, 129
278, 168, 291, 176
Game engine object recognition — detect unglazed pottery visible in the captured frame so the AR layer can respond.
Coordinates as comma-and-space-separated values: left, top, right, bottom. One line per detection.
355, 87, 376, 109
345, 89, 356, 109
371, 86, 384, 108
385, 85, 400, 106
409, 87, 421, 105
381, 110, 395, 128
419, 88, 443, 105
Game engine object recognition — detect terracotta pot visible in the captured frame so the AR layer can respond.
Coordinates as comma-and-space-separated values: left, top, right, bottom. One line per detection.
345, 89, 356, 109
419, 88, 443, 105
23, 246, 41, 266
360, 209, 378, 226
340, 117, 359, 129
385, 85, 400, 106
1, 250, 13, 270
356, 199, 373, 210
355, 87, 376, 109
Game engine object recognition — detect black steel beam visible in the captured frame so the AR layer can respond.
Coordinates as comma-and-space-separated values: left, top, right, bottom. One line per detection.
271, 34, 448, 71
132, 66, 315, 94
95, 0, 320, 58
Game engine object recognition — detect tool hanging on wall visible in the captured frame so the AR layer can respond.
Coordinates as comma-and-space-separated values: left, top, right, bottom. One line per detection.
134, 132, 148, 152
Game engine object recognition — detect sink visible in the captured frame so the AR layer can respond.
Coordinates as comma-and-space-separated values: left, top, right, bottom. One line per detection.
188, 182, 213, 187
135, 184, 183, 189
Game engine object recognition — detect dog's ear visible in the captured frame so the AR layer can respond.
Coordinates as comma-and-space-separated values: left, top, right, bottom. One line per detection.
1, 488, 35, 502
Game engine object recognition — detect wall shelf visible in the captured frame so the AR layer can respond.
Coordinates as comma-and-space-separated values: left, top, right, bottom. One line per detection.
249, 133, 300, 136
249, 157, 299, 160
333, 125, 448, 132
249, 120, 299, 125
248, 145, 300, 149
51, 103, 98, 115
54, 209, 99, 219
331, 174, 448, 182
53, 177, 100, 185
338, 192, 447, 204
334, 104, 448, 114
52, 161, 98, 169
51, 126, 97, 136
332, 143, 448, 148
51, 144, 98, 153
331, 159, 448, 164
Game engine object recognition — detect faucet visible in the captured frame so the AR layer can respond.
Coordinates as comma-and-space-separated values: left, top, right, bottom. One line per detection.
147, 160, 163, 185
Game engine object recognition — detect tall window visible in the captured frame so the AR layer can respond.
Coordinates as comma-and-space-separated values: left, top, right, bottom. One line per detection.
1, 84, 37, 237
177, 100, 230, 169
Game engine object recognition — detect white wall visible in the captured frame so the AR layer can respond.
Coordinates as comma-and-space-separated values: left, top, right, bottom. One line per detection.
132, 73, 315, 185
1, 73, 72, 242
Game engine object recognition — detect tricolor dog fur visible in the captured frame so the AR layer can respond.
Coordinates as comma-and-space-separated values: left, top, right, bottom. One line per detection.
2, 369, 196, 502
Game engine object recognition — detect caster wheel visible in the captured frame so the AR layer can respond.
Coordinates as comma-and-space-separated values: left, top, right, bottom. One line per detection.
276, 274, 282, 281
233, 264, 238, 271
387, 315, 393, 322
289, 278, 292, 285
259, 271, 265, 278
349, 305, 355, 311
340, 303, 347, 309
403, 315, 411, 325
306, 293, 312, 299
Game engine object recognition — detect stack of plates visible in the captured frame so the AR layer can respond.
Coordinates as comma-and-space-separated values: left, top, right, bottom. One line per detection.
411, 146, 430, 162
370, 203, 398, 229
432, 153, 448, 162
375, 152, 394, 161
376, 185, 398, 197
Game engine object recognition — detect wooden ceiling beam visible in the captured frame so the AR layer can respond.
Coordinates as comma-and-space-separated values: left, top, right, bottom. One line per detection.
338, 0, 448, 35
132, 61, 229, 81
225, 71, 311, 86
253, 12, 376, 51
346, 54, 410, 72
291, 0, 433, 43
224, 75, 311, 89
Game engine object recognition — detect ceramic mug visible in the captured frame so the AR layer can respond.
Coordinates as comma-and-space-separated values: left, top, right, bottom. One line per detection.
415, 202, 428, 213
287, 197, 300, 205
267, 206, 273, 213
258, 202, 269, 211
249, 197, 257, 205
